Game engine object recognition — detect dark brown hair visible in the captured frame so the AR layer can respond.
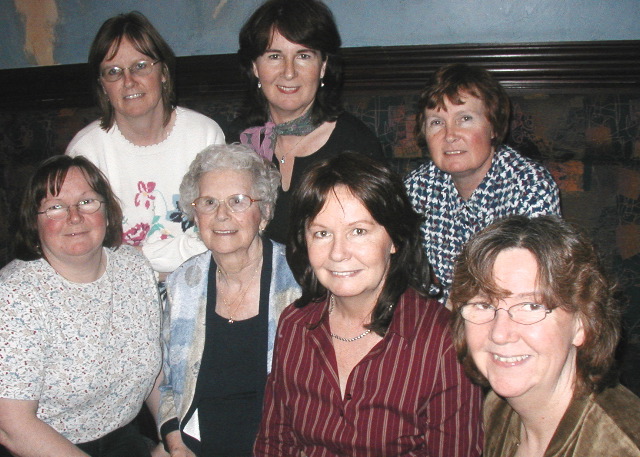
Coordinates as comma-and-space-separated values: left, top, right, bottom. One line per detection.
287, 151, 438, 336
415, 63, 511, 148
450, 215, 621, 396
89, 11, 176, 129
15, 155, 123, 261
238, 0, 343, 127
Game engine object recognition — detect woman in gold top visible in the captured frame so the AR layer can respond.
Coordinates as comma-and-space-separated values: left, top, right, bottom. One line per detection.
451, 215, 640, 457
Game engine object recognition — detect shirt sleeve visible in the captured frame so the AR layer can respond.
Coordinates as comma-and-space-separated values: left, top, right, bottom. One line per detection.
158, 287, 180, 432
519, 170, 562, 217
142, 231, 207, 273
423, 340, 484, 457
0, 284, 45, 401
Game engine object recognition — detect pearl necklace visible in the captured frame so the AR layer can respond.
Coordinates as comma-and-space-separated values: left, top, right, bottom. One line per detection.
328, 295, 372, 342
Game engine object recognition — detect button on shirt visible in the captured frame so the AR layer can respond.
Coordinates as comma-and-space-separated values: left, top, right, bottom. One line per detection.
254, 288, 483, 457
404, 145, 561, 303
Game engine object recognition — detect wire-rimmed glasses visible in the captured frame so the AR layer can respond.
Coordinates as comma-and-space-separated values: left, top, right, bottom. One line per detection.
191, 194, 262, 214
460, 301, 552, 325
37, 199, 105, 220
100, 60, 160, 82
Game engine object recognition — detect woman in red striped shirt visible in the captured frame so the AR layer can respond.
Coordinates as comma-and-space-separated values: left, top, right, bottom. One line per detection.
253, 152, 483, 457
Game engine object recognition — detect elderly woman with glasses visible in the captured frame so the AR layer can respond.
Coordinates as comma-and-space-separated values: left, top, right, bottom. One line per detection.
67, 11, 224, 278
450, 215, 640, 457
157, 144, 301, 457
0, 155, 161, 457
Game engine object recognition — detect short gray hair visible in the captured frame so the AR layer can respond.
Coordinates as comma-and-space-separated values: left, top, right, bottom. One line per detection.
180, 143, 281, 222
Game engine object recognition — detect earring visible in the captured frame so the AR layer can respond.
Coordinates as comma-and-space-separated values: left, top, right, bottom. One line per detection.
320, 78, 325, 88
257, 81, 262, 89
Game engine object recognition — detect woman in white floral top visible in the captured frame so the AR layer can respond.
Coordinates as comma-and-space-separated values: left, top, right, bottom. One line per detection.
0, 155, 161, 457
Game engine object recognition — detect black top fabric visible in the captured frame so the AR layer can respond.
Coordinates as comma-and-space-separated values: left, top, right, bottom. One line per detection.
264, 112, 385, 244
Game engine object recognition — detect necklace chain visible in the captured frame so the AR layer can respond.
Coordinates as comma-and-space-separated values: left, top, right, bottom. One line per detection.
217, 263, 261, 323
277, 135, 306, 164
328, 295, 372, 342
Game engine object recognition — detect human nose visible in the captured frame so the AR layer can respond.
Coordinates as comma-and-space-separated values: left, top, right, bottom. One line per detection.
445, 123, 459, 143
66, 205, 84, 224
121, 67, 136, 87
213, 200, 230, 221
282, 57, 297, 80
488, 307, 519, 344
329, 235, 350, 262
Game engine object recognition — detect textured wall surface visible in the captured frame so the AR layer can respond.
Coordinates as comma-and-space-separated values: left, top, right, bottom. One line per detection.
3, 0, 640, 69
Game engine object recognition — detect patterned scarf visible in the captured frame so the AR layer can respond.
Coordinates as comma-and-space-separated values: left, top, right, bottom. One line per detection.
240, 109, 318, 161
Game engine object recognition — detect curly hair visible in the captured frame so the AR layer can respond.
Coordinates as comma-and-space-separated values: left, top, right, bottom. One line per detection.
450, 215, 621, 396
287, 151, 438, 336
415, 63, 511, 149
179, 143, 281, 223
237, 0, 343, 127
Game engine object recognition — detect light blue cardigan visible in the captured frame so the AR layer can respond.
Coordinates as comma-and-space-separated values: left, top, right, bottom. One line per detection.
158, 239, 301, 438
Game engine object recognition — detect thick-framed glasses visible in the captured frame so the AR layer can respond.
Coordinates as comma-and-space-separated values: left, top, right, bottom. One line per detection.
100, 60, 160, 82
191, 194, 262, 214
37, 199, 105, 220
460, 302, 552, 325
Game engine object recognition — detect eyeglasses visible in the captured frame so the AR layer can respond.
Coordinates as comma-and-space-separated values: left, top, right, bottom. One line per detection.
100, 60, 160, 82
191, 194, 262, 214
37, 199, 105, 220
460, 302, 552, 325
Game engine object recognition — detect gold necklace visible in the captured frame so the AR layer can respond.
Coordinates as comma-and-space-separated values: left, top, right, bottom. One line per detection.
328, 295, 372, 342
277, 135, 306, 164
217, 264, 261, 323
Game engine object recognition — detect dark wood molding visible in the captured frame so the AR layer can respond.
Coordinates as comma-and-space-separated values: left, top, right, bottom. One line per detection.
1, 40, 638, 110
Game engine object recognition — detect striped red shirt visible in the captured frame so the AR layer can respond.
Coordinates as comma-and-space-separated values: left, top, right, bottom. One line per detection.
254, 287, 483, 457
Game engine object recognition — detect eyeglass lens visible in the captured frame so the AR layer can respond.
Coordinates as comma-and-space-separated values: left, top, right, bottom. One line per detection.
39, 200, 103, 220
101, 61, 156, 82
461, 302, 550, 325
192, 194, 257, 213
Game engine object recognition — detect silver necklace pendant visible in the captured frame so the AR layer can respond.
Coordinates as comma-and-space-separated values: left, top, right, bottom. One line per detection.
280, 156, 285, 164
228, 317, 235, 324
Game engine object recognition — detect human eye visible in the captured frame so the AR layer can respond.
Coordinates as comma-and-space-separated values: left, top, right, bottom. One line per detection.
313, 230, 331, 239
518, 302, 548, 312
425, 118, 443, 129
351, 227, 367, 236
103, 66, 122, 78
77, 199, 95, 206
134, 61, 149, 70
46, 203, 66, 212
266, 52, 281, 60
470, 302, 494, 311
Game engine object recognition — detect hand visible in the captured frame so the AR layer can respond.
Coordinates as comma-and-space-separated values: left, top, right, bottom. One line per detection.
150, 443, 170, 457
163, 431, 197, 457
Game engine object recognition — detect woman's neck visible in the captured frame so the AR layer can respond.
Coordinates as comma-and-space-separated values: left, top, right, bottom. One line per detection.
213, 237, 263, 283
509, 384, 576, 457
47, 248, 107, 283
115, 108, 174, 146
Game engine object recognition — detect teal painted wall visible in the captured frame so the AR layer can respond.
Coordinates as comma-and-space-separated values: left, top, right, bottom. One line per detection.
2, 0, 640, 69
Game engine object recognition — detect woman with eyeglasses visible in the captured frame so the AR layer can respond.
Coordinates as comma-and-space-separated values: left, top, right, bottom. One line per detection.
157, 144, 300, 457
450, 215, 640, 457
67, 11, 225, 278
0, 155, 161, 456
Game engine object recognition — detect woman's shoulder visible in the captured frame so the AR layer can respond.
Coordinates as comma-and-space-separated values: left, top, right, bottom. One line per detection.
176, 106, 223, 131
65, 119, 105, 155
0, 258, 44, 286
592, 384, 640, 444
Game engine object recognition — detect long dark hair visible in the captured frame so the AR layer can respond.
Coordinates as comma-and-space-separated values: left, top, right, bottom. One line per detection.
237, 0, 343, 127
287, 152, 437, 336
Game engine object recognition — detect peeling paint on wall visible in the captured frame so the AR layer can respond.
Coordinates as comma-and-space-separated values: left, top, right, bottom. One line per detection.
14, 0, 59, 66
